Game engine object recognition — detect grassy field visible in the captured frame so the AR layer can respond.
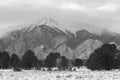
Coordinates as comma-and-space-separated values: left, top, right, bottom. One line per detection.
0, 67, 120, 80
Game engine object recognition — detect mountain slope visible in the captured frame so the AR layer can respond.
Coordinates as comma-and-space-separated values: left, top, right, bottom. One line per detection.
0, 18, 120, 60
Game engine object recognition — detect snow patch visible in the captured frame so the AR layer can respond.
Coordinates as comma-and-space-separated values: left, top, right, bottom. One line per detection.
1, 68, 120, 80
2, 18, 119, 38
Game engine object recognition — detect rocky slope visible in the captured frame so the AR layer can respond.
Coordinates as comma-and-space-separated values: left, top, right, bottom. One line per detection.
0, 18, 120, 60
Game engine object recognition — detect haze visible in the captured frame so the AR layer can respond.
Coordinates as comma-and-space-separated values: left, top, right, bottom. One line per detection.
0, 0, 120, 36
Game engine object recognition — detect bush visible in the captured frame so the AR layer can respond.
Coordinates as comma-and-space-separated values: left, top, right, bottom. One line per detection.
8, 54, 21, 69
61, 56, 68, 70
20, 50, 39, 69
45, 52, 60, 70
34, 60, 43, 70
56, 58, 62, 70
56, 56, 68, 70
13, 67, 22, 72
74, 58, 83, 68
0, 51, 10, 69
86, 43, 118, 70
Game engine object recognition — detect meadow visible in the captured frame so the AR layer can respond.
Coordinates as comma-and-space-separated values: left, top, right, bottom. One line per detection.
0, 67, 120, 80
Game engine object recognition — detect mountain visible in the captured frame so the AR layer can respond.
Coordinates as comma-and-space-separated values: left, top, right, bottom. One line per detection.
0, 18, 120, 60
75, 39, 103, 59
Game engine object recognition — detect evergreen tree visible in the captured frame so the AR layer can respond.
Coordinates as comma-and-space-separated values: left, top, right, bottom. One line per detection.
45, 52, 60, 70
0, 51, 10, 69
86, 43, 118, 70
8, 54, 21, 69
74, 58, 83, 68
20, 50, 38, 69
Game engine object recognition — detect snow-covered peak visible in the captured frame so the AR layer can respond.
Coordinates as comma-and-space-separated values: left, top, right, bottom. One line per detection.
1, 17, 119, 38
36, 17, 48, 25
35, 18, 103, 36
35, 17, 70, 34
74, 23, 104, 35
38, 18, 105, 36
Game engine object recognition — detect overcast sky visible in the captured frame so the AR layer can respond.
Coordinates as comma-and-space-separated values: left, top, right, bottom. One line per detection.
0, 0, 120, 35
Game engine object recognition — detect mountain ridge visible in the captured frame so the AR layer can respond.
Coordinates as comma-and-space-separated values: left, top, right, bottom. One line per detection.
2, 18, 119, 38
0, 18, 120, 60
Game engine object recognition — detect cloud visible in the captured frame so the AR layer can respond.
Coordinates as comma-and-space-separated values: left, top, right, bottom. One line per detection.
59, 2, 86, 11
0, 0, 13, 7
0, 0, 119, 14
55, 2, 98, 16
0, 0, 23, 7
56, 1, 120, 16
109, 25, 120, 33
0, 0, 57, 8
0, 0, 120, 34
97, 4, 120, 12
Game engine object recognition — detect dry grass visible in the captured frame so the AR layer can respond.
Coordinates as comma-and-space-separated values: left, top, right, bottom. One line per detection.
0, 67, 120, 80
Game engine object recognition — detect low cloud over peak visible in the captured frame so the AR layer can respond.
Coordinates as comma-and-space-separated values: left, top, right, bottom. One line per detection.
0, 0, 120, 34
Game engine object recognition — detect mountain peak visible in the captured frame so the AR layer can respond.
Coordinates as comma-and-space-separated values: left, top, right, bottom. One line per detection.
35, 18, 101, 37
1, 17, 120, 38
102, 28, 120, 36
36, 17, 60, 28
1, 18, 120, 60
36, 17, 68, 34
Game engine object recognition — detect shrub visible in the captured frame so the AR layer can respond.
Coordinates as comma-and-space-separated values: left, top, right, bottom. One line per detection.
86, 43, 118, 70
61, 56, 68, 70
56, 56, 68, 70
13, 67, 22, 72
34, 60, 43, 70
45, 52, 60, 70
74, 58, 83, 68
0, 51, 10, 69
8, 54, 21, 69
20, 50, 38, 69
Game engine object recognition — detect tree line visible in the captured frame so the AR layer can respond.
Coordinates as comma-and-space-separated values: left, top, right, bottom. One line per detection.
86, 43, 120, 70
0, 43, 120, 71
0, 50, 82, 71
